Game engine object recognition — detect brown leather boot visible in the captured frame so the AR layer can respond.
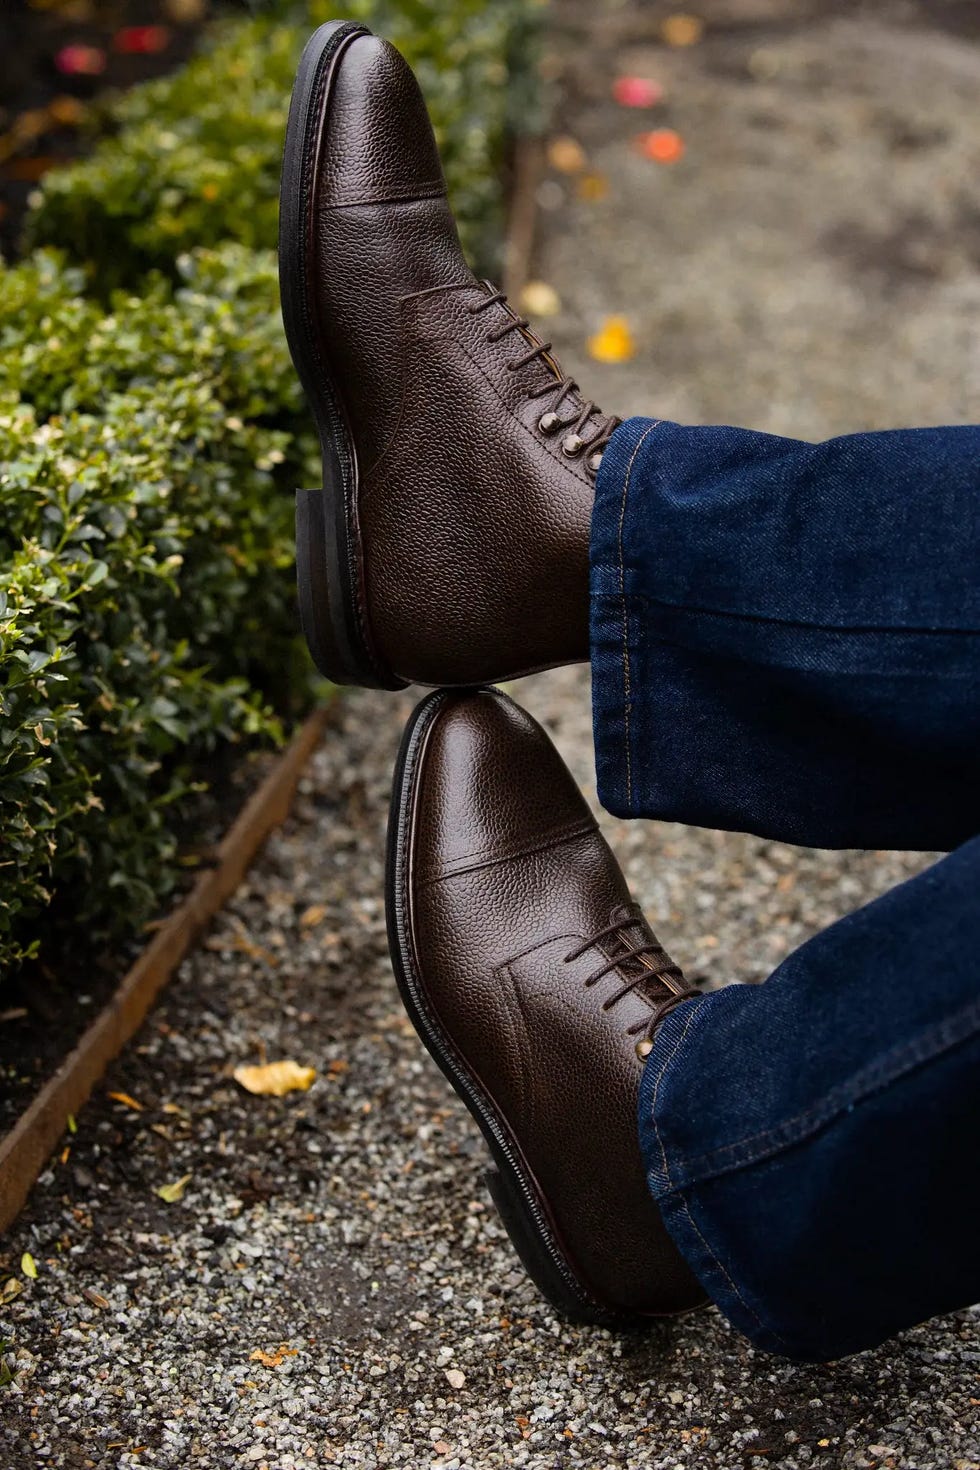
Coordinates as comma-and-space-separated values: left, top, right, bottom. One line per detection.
279, 22, 619, 690
387, 688, 707, 1323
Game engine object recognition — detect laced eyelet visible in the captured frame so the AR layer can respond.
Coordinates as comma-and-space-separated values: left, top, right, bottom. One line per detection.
562, 433, 586, 457
538, 411, 562, 434
635, 1038, 654, 1060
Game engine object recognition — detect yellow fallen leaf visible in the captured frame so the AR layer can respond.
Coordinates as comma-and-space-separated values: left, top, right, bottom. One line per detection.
587, 316, 636, 364
546, 134, 587, 174
21, 1252, 37, 1279
662, 13, 704, 46
0, 1278, 23, 1304
576, 172, 609, 203
519, 280, 561, 318
108, 1091, 143, 1112
299, 904, 328, 929
249, 1345, 298, 1368
156, 1173, 193, 1203
233, 1060, 316, 1097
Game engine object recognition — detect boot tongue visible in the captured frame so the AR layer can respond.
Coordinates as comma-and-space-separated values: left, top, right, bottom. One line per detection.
475, 279, 620, 455
477, 279, 573, 394
605, 903, 689, 1006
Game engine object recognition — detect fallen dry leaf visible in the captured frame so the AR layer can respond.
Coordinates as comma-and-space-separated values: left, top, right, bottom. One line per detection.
234, 1060, 316, 1097
204, 920, 278, 967
612, 75, 664, 108
249, 1345, 298, 1368
0, 1278, 23, 1305
48, 96, 87, 127
576, 172, 610, 203
164, 0, 207, 19
662, 13, 705, 46
299, 903, 328, 929
587, 316, 636, 364
107, 1090, 143, 1112
83, 1287, 110, 1310
519, 280, 561, 318
546, 134, 587, 173
637, 128, 686, 164
156, 1173, 192, 1203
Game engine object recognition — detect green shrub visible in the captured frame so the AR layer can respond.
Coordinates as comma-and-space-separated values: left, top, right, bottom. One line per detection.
0, 247, 309, 973
1, 246, 313, 688
27, 0, 531, 291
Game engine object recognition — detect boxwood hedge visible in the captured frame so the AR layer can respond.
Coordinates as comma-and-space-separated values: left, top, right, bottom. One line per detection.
27, 0, 533, 292
1, 0, 534, 979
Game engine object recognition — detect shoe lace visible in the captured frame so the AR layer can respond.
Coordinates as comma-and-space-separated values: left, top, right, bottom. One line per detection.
467, 285, 621, 476
564, 911, 698, 1058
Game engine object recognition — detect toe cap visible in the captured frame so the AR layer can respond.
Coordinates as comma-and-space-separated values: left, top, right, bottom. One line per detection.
410, 689, 597, 880
315, 31, 447, 208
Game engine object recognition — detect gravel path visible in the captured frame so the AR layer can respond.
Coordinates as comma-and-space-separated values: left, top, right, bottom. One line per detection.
3, 3, 979, 1467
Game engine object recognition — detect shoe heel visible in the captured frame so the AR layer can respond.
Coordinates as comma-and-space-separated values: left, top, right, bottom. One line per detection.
484, 1168, 611, 1326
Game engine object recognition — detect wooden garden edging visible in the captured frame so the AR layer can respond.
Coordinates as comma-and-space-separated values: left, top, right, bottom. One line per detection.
0, 703, 331, 1235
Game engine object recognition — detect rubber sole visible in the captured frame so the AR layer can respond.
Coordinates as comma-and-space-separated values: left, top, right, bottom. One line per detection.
385, 690, 642, 1328
279, 21, 406, 691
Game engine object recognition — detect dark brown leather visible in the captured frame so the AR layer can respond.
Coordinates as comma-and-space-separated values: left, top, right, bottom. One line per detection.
307, 31, 614, 686
399, 689, 706, 1317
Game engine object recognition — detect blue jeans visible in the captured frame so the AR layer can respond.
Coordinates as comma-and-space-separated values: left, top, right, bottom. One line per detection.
591, 416, 980, 1360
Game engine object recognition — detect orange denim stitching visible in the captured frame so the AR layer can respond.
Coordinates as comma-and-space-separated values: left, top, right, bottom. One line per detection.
617, 422, 661, 810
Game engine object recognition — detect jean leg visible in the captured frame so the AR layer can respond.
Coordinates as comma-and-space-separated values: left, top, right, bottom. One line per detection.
591, 416, 980, 848
637, 833, 980, 1361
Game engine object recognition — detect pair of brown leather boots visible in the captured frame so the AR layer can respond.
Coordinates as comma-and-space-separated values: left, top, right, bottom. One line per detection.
278, 23, 706, 1323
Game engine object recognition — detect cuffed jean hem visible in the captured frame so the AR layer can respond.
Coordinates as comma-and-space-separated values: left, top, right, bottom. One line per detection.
590, 416, 663, 824
590, 416, 980, 849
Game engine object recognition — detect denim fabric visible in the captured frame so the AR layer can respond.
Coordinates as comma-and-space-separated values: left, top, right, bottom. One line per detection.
591, 417, 980, 849
638, 837, 980, 1361
589, 416, 980, 1359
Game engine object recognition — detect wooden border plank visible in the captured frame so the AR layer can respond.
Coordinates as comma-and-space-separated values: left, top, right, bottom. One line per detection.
503, 134, 544, 302
0, 703, 331, 1236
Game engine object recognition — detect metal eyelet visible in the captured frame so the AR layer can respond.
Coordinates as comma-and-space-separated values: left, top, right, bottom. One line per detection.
561, 433, 586, 457
635, 1037, 654, 1060
588, 451, 604, 474
538, 411, 562, 434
